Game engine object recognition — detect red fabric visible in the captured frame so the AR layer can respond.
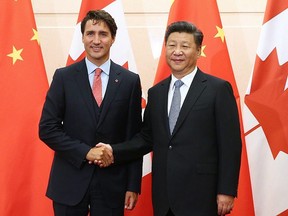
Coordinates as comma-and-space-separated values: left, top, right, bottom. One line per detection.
0, 0, 53, 215
155, 1, 255, 215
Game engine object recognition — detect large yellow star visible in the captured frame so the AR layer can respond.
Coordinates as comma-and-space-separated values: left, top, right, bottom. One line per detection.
214, 26, 225, 42
31, 28, 40, 45
200, 45, 206, 57
7, 46, 23, 65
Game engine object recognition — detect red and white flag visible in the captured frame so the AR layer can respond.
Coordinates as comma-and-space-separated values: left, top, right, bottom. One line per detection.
244, 1, 288, 215
0, 0, 53, 215
67, 1, 153, 215
155, 0, 255, 215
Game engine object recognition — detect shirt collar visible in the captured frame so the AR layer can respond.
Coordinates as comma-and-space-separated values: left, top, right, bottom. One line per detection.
170, 66, 198, 90
85, 57, 111, 76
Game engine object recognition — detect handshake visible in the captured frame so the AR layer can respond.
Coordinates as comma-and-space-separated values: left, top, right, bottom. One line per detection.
86, 143, 114, 167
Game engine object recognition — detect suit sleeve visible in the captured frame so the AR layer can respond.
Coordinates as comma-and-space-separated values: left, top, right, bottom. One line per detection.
124, 75, 144, 193
39, 69, 91, 169
215, 81, 242, 197
113, 88, 153, 162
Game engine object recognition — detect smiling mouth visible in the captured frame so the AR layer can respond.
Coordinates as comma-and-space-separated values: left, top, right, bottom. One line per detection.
91, 46, 102, 51
172, 59, 183, 63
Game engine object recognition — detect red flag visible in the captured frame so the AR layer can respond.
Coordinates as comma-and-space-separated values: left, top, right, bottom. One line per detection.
244, 0, 288, 215
67, 1, 152, 215
155, 1, 255, 215
0, 0, 53, 215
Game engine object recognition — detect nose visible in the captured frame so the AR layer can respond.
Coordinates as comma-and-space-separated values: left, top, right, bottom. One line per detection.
92, 35, 100, 44
173, 47, 183, 55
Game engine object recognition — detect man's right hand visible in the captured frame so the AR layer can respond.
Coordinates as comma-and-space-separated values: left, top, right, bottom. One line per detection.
86, 144, 114, 167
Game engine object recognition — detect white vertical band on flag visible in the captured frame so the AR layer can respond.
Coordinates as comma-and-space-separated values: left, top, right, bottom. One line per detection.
142, 153, 152, 177
105, 1, 138, 72
69, 23, 84, 61
244, 106, 288, 216
257, 8, 288, 66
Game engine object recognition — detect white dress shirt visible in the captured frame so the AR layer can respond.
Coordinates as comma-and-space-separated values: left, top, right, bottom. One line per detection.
167, 67, 198, 114
86, 57, 110, 98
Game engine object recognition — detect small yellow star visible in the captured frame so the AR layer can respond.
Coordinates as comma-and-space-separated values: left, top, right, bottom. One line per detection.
214, 26, 225, 43
7, 46, 23, 65
31, 28, 40, 45
200, 45, 206, 57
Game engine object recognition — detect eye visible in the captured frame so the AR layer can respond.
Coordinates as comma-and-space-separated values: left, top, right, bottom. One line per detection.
168, 44, 176, 48
86, 31, 94, 36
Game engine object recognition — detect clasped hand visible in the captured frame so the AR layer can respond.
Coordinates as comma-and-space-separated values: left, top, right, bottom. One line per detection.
86, 143, 114, 167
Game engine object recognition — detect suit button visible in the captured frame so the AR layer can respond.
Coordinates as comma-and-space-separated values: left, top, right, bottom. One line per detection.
169, 145, 172, 150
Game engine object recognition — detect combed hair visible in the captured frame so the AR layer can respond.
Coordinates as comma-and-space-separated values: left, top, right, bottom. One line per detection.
164, 21, 204, 47
81, 10, 117, 38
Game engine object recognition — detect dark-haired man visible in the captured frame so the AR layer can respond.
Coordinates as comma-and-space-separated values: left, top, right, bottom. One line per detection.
39, 10, 142, 216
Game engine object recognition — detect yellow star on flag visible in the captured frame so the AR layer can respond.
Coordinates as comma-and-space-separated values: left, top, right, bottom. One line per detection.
200, 45, 206, 57
31, 28, 40, 45
7, 46, 23, 65
214, 26, 225, 42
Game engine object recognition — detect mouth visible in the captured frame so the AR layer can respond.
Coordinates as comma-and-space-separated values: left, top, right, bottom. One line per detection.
91, 46, 102, 52
171, 59, 184, 64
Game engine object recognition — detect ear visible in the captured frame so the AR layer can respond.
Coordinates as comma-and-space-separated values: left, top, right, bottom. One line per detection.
197, 46, 201, 57
111, 36, 116, 45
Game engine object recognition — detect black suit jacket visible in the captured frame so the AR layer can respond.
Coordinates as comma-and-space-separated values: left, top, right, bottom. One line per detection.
113, 69, 242, 216
39, 59, 142, 207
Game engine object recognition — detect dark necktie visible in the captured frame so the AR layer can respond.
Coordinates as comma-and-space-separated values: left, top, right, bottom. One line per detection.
169, 80, 184, 134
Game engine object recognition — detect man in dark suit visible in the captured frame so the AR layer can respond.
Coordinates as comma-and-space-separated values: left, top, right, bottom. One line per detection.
39, 10, 142, 216
97, 21, 242, 216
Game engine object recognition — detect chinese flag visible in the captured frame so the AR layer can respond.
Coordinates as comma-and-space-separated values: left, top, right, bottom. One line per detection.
0, 0, 53, 215
155, 0, 255, 215
243, 0, 288, 215
67, 1, 152, 215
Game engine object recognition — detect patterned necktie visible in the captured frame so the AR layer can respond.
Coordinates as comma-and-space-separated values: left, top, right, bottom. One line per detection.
92, 68, 102, 106
169, 80, 184, 134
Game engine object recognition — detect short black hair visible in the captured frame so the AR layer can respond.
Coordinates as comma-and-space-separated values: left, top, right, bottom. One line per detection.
164, 21, 203, 47
81, 10, 117, 38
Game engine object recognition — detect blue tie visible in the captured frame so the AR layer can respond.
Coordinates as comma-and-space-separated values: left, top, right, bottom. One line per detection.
169, 80, 184, 134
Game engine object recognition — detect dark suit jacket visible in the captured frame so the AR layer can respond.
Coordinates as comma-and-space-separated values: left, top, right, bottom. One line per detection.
113, 69, 242, 216
39, 59, 143, 207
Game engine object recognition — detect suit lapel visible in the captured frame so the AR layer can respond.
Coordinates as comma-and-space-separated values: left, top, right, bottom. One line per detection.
74, 59, 97, 123
97, 61, 122, 128
172, 70, 207, 136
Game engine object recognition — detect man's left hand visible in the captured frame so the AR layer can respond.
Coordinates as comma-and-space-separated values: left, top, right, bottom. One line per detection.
217, 194, 234, 216
125, 191, 138, 210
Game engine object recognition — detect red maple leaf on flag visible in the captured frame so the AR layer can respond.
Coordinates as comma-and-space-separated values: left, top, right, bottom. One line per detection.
245, 50, 288, 159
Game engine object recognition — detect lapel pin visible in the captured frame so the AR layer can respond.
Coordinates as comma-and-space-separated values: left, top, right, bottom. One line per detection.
115, 79, 119, 83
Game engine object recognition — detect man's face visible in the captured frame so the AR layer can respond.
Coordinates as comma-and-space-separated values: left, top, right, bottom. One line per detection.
165, 32, 201, 78
82, 19, 115, 66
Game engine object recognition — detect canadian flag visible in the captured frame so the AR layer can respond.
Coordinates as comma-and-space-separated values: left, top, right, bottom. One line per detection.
243, 0, 288, 216
67, 0, 152, 215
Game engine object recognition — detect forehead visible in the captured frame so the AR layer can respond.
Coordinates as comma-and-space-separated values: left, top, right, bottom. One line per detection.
167, 32, 195, 43
84, 19, 110, 32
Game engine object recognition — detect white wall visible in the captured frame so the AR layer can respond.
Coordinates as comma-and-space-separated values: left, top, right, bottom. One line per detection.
32, 0, 267, 104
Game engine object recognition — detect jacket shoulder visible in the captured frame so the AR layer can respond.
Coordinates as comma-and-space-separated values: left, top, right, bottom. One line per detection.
110, 61, 139, 78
